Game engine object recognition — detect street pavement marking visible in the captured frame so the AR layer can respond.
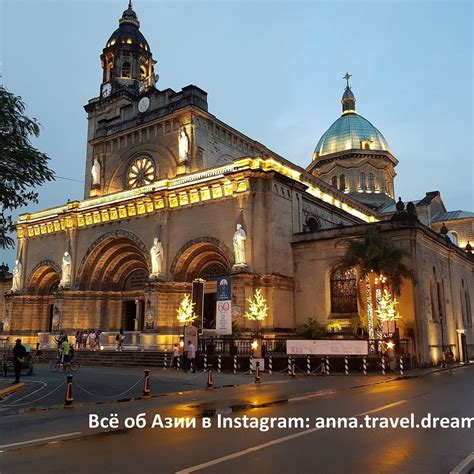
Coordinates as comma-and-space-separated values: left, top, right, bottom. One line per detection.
450, 452, 474, 474
0, 381, 47, 404
176, 399, 408, 473
0, 432, 82, 450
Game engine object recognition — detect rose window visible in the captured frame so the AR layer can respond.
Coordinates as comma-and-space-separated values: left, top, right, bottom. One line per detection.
127, 156, 155, 188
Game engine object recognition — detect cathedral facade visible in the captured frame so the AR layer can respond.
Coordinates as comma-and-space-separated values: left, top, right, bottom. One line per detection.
2, 4, 473, 366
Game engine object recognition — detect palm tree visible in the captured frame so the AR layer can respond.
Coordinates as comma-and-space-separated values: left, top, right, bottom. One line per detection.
333, 229, 416, 341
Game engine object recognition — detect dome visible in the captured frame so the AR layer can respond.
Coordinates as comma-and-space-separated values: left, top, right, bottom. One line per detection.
314, 113, 390, 157
314, 82, 390, 158
105, 2, 150, 51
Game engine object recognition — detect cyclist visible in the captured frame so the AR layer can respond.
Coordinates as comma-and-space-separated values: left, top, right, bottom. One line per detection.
61, 338, 71, 372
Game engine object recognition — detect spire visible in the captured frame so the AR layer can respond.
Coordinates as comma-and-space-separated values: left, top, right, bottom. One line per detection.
119, 0, 140, 27
341, 72, 356, 115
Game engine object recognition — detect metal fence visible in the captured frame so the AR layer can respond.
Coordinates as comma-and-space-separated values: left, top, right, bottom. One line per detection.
197, 338, 413, 357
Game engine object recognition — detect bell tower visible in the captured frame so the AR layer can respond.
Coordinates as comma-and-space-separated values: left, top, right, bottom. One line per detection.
99, 1, 157, 99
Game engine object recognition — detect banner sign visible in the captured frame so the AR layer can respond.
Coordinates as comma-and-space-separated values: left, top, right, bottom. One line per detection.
216, 276, 232, 335
184, 325, 198, 349
286, 339, 368, 355
216, 276, 232, 301
192, 280, 204, 328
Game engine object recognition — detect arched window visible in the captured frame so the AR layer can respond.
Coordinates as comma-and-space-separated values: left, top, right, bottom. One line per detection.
330, 269, 358, 314
465, 288, 472, 326
339, 174, 346, 192
331, 176, 338, 188
140, 65, 147, 80
306, 217, 319, 232
364, 142, 371, 150
359, 173, 366, 191
430, 281, 438, 321
368, 173, 375, 191
107, 62, 114, 81
121, 61, 131, 78
448, 231, 458, 246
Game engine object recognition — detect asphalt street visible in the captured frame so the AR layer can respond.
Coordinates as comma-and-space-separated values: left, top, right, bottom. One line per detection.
0, 365, 472, 473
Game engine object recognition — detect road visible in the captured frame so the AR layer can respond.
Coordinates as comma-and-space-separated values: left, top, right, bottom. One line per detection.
0, 365, 473, 473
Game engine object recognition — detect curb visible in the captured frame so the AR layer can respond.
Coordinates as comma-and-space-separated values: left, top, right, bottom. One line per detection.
0, 383, 25, 399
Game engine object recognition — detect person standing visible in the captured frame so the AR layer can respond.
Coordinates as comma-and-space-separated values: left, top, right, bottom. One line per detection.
89, 330, 96, 351
12, 339, 27, 384
186, 340, 196, 373
95, 330, 103, 351
171, 343, 180, 369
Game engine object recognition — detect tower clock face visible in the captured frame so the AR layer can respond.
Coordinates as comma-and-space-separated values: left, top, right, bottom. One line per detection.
138, 96, 150, 113
101, 83, 112, 98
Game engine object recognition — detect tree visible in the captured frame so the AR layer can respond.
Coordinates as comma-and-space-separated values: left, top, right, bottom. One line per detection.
244, 288, 269, 322
244, 288, 269, 334
297, 317, 324, 339
176, 294, 197, 325
334, 229, 415, 341
0, 86, 54, 248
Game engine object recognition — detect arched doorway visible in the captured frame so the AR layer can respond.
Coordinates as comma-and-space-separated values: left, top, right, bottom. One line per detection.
171, 238, 234, 328
27, 261, 61, 331
171, 237, 234, 282
77, 231, 149, 331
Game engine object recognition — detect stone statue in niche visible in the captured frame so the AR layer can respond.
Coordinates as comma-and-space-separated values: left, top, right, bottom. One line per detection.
11, 260, 22, 293
150, 238, 164, 278
233, 224, 247, 267
178, 127, 189, 163
91, 158, 101, 186
59, 251, 72, 288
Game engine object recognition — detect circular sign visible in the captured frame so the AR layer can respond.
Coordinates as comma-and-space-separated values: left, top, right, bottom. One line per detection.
138, 96, 150, 113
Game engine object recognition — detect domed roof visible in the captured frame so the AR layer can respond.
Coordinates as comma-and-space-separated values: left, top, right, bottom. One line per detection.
314, 113, 390, 157
314, 80, 390, 158
105, 2, 150, 51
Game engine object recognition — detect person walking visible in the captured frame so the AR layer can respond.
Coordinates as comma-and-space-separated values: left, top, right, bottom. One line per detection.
186, 340, 196, 373
171, 343, 180, 369
12, 339, 27, 384
116, 328, 125, 351
95, 330, 103, 351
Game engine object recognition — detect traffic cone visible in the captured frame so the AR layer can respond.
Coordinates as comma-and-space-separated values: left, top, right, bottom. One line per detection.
207, 365, 213, 388
143, 369, 151, 397
64, 374, 74, 407
255, 361, 261, 384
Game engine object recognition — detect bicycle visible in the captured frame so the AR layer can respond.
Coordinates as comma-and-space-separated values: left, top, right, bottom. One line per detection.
50, 357, 80, 373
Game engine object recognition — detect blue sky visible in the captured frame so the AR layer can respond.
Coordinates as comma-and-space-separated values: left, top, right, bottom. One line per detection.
0, 0, 472, 266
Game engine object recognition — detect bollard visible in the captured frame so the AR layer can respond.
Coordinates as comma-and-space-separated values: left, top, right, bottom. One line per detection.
363, 356, 367, 375
287, 356, 292, 376
307, 355, 311, 375
399, 355, 404, 376
64, 374, 74, 406
249, 356, 253, 373
203, 354, 208, 373
344, 356, 349, 375
321, 357, 326, 375
206, 365, 213, 388
268, 355, 273, 375
218, 355, 222, 373
255, 361, 261, 384
381, 355, 386, 375
291, 360, 296, 378
164, 352, 168, 370
143, 369, 151, 397
233, 354, 237, 374
325, 357, 330, 375
177, 355, 180, 370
